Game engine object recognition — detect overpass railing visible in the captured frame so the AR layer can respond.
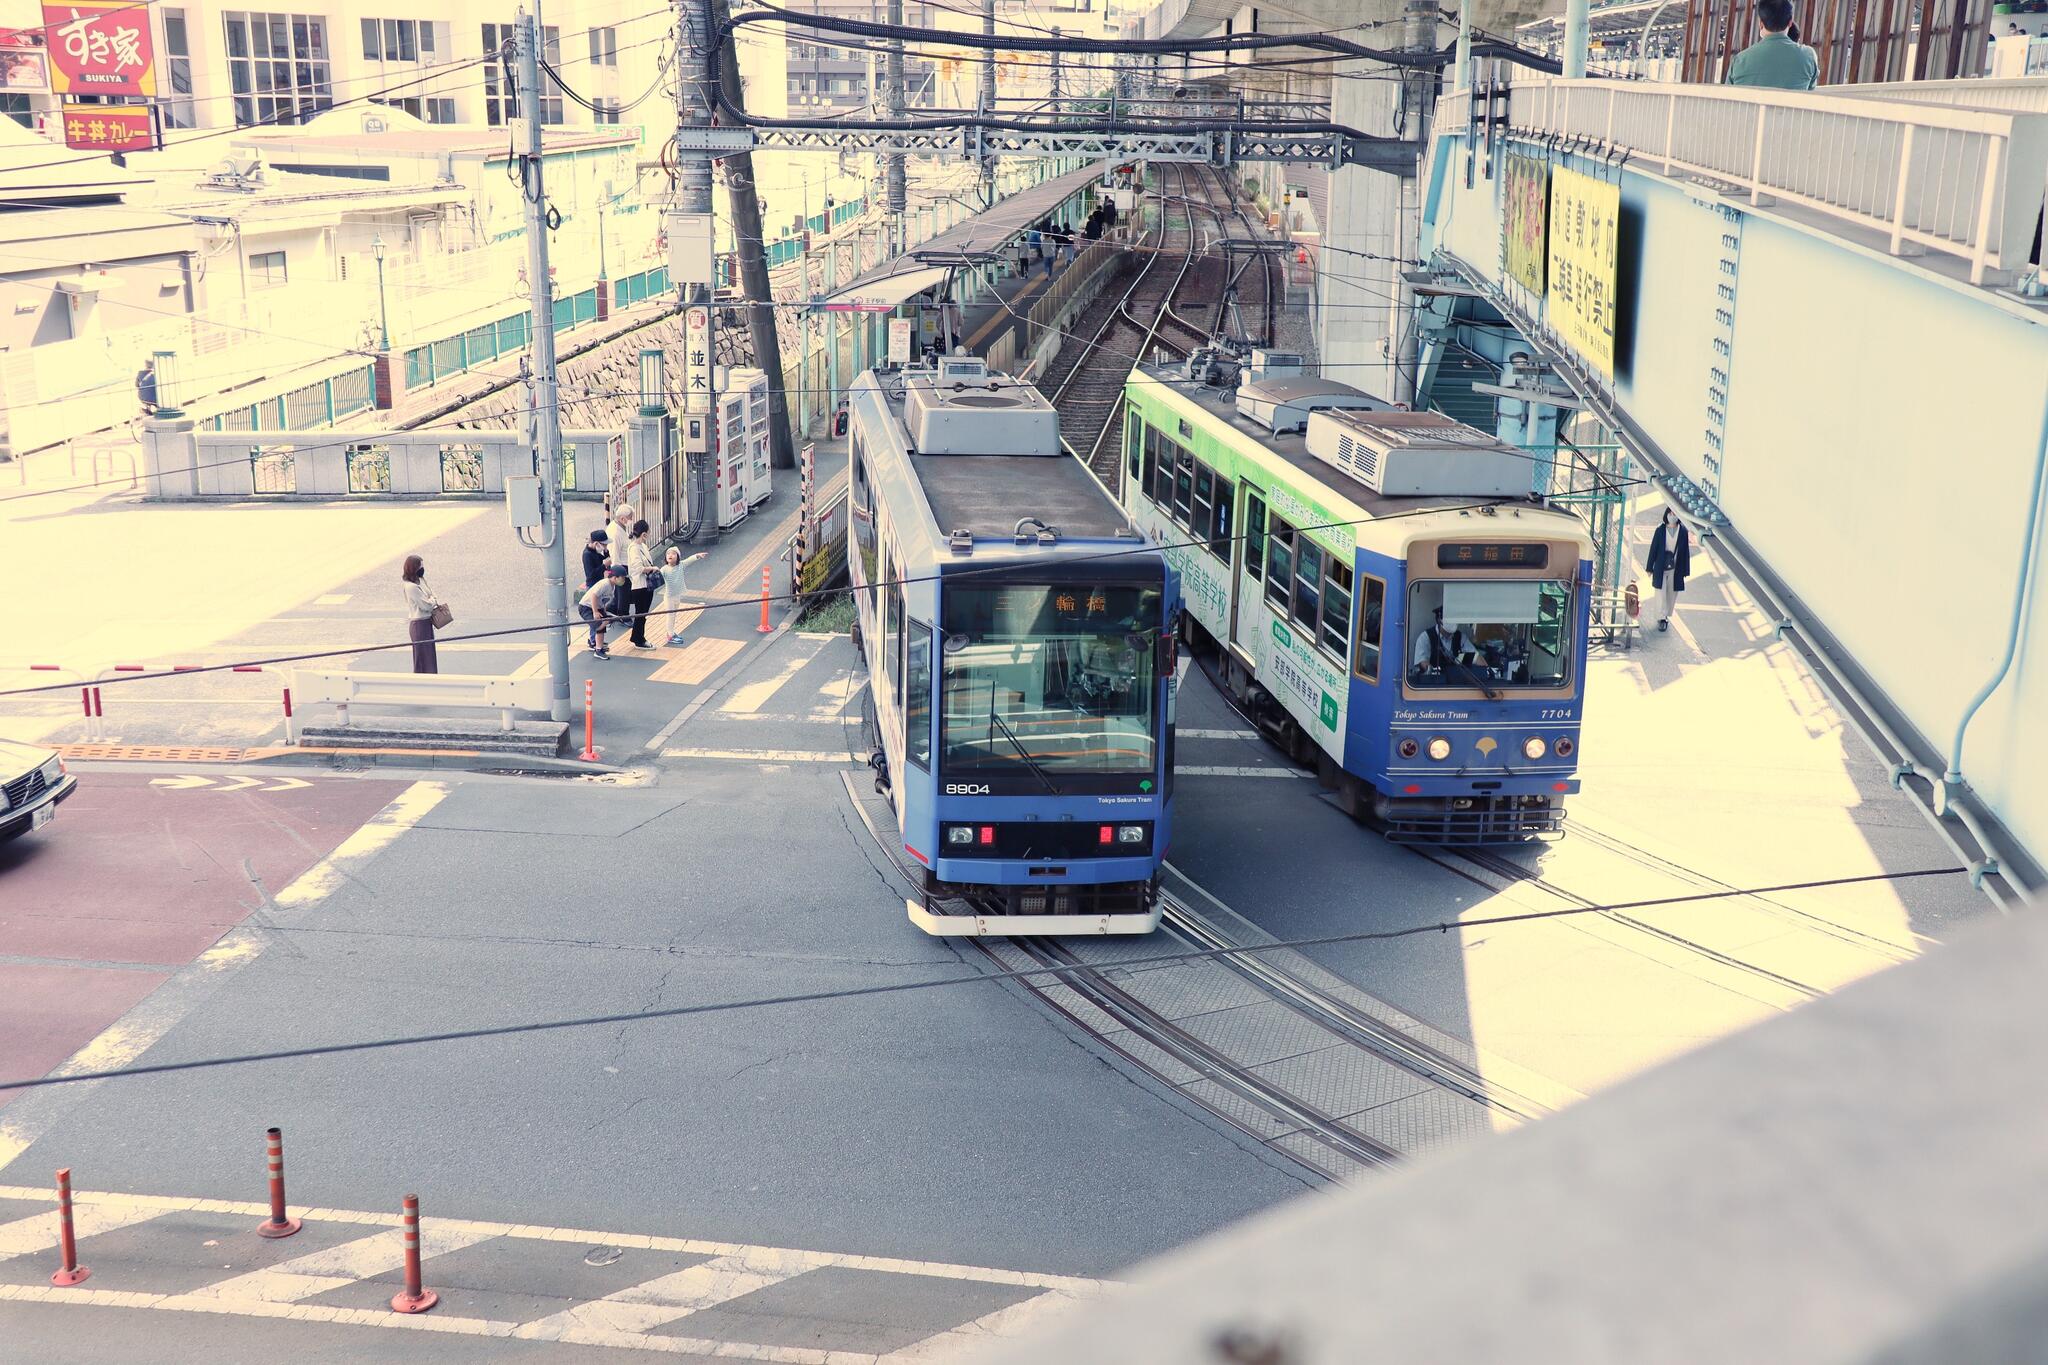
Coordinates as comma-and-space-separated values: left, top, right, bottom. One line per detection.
1486, 78, 2045, 285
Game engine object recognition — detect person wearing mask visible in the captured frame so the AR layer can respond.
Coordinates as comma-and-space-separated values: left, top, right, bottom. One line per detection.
658, 546, 709, 646
581, 528, 609, 590
1410, 607, 1475, 680
623, 519, 658, 648
1645, 509, 1693, 633
400, 554, 445, 674
578, 564, 629, 660
1727, 0, 1818, 89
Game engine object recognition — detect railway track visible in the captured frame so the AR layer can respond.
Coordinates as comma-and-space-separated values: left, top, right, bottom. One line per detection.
1043, 164, 1204, 483
1170, 168, 1278, 350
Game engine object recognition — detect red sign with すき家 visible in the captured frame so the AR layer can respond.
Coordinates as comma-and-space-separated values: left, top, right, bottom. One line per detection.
43, 1, 155, 97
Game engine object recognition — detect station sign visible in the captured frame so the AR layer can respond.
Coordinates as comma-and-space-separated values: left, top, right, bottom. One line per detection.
1545, 166, 1620, 382
683, 305, 712, 408
887, 318, 912, 365
42, 1, 155, 97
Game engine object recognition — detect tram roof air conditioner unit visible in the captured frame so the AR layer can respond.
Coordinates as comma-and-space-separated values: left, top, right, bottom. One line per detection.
1235, 376, 1387, 435
1306, 410, 1529, 497
1246, 349, 1304, 383
902, 361, 1060, 456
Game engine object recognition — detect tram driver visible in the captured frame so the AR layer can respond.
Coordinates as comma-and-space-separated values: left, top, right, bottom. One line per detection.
1410, 606, 1478, 682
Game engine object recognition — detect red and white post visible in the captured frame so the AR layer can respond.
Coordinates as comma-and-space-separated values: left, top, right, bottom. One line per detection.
757, 564, 774, 634
256, 1127, 302, 1238
389, 1193, 438, 1314
50, 1168, 89, 1287
579, 678, 600, 762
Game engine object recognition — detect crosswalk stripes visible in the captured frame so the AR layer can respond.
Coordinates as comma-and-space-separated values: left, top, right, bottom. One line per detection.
0, 1184, 1106, 1360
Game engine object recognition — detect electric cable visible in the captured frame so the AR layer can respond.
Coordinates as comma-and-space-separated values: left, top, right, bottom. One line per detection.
0, 866, 1966, 1095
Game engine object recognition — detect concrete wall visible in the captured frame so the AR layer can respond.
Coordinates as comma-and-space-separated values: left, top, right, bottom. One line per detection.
150, 426, 621, 499
1317, 51, 1409, 402
1424, 131, 2048, 864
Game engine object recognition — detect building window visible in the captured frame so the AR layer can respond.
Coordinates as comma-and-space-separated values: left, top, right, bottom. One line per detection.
593, 99, 620, 125
161, 9, 197, 129
482, 22, 561, 126
248, 250, 288, 289
223, 13, 332, 127
0, 94, 29, 130
588, 25, 616, 65
371, 95, 456, 122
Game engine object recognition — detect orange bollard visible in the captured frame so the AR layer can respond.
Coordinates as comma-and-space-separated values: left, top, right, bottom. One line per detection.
256, 1127, 302, 1239
389, 1194, 438, 1314
51, 1168, 89, 1286
757, 564, 774, 633
579, 678, 600, 762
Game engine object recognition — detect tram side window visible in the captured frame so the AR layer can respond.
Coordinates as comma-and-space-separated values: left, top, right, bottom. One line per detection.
1172, 450, 1194, 523
1292, 539, 1322, 632
1320, 558, 1352, 659
1265, 516, 1294, 608
905, 622, 932, 768
1127, 417, 1143, 490
1245, 491, 1266, 580
1210, 478, 1233, 559
884, 551, 904, 704
1192, 466, 1214, 542
852, 432, 878, 609
1353, 574, 1385, 682
1146, 429, 1170, 505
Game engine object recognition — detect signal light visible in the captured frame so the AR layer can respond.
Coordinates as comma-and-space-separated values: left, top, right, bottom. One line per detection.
1098, 825, 1114, 845
1553, 782, 1569, 792
1397, 738, 1419, 759
979, 825, 995, 846
1555, 737, 1575, 757
1402, 783, 1421, 795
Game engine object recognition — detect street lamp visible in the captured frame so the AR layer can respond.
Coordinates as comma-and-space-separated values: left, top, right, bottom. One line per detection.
372, 233, 390, 352
151, 349, 183, 419
638, 348, 666, 417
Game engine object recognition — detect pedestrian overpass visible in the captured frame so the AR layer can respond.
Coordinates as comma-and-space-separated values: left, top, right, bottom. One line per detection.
1414, 74, 2048, 907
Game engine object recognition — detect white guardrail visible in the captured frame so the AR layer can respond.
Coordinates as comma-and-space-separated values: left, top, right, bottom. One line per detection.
1456, 78, 2046, 286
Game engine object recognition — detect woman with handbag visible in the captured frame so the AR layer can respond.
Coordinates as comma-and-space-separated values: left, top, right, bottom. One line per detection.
401, 554, 450, 673
623, 520, 658, 649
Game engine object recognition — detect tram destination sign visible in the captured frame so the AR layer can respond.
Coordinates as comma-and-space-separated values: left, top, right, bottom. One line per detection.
1437, 542, 1549, 570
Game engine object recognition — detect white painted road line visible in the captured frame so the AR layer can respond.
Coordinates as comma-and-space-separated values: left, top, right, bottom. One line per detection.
0, 781, 451, 1173
0, 1200, 168, 1260
1177, 765, 1305, 778
719, 638, 827, 715
519, 1250, 808, 1339
1176, 728, 1259, 740
661, 747, 858, 764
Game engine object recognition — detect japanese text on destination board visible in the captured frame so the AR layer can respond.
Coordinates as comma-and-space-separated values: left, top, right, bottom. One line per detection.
1545, 167, 1619, 381
1503, 153, 1548, 295
43, 1, 154, 96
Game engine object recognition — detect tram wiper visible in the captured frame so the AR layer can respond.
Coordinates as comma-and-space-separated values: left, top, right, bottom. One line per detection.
988, 696, 1061, 795
1450, 657, 1503, 702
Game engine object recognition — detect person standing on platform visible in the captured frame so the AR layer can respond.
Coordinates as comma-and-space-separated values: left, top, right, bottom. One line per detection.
1645, 509, 1693, 634
623, 519, 657, 649
400, 554, 444, 674
582, 527, 609, 590
658, 546, 708, 645
1726, 0, 1818, 89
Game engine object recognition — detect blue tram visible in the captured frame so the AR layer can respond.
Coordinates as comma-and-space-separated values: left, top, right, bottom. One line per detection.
1119, 365, 1594, 843
847, 356, 1179, 934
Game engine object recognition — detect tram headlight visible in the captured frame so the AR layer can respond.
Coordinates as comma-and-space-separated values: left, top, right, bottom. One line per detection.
1117, 824, 1147, 845
1554, 736, 1575, 758
1522, 737, 1547, 760
1397, 738, 1420, 760
945, 825, 976, 847
1427, 737, 1452, 762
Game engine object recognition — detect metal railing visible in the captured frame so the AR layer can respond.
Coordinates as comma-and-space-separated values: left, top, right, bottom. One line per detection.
1495, 77, 2046, 284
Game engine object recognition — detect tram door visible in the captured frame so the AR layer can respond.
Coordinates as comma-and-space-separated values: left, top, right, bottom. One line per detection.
1232, 486, 1266, 657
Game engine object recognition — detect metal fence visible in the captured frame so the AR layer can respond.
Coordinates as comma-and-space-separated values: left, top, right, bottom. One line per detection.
151, 426, 626, 500
210, 362, 379, 434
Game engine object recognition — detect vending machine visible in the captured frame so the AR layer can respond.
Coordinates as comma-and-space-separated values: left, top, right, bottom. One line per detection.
725, 366, 774, 507
714, 382, 751, 530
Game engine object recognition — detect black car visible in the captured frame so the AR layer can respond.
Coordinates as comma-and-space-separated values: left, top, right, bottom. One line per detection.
0, 740, 77, 841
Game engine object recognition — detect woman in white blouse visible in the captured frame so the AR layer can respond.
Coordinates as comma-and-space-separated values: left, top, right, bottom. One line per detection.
400, 554, 443, 673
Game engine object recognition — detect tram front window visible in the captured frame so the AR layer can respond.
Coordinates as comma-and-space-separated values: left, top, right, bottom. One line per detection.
941, 582, 1162, 776
1407, 579, 1572, 689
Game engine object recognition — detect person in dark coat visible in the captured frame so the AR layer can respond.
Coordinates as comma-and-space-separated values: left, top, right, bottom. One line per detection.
581, 528, 609, 589
1645, 508, 1692, 633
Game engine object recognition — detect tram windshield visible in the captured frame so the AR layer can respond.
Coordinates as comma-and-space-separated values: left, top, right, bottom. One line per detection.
1406, 579, 1573, 690
941, 582, 1162, 777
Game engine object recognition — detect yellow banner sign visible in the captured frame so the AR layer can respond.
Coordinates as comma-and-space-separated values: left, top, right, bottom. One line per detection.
1545, 166, 1619, 381
1503, 152, 1548, 295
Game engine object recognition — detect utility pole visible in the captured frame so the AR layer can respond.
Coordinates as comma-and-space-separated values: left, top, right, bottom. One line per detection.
979, 0, 996, 204
1050, 26, 1063, 104
708, 0, 795, 468
882, 0, 907, 257
1390, 0, 1437, 408
675, 0, 717, 515
515, 8, 572, 723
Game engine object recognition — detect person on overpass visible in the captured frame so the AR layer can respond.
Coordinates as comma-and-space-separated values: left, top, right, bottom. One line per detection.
1726, 0, 1818, 90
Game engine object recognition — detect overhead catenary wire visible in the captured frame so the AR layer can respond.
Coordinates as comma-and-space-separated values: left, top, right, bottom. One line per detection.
0, 866, 1966, 1096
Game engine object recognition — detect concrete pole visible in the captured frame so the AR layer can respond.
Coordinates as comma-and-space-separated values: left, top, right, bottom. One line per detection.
1563, 0, 1590, 77
1391, 0, 1437, 408
883, 0, 907, 258
979, 0, 996, 202
1456, 5, 1473, 90
709, 0, 796, 469
676, 0, 717, 523
516, 9, 573, 723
